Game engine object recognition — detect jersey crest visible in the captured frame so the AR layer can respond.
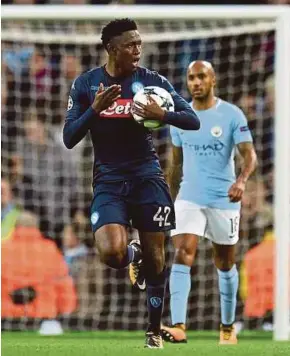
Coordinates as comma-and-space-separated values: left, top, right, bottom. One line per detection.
211, 126, 223, 137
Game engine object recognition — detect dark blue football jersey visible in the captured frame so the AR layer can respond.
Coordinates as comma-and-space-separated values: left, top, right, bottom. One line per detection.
64, 66, 194, 186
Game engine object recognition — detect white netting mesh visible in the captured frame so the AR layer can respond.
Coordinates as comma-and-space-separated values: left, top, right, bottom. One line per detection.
1, 14, 276, 331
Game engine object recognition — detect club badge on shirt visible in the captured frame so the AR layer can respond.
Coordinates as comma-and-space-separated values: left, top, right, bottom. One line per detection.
91, 212, 99, 225
131, 81, 144, 94
211, 126, 223, 137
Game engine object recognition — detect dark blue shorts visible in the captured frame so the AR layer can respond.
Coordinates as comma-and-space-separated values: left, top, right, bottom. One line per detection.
90, 177, 175, 233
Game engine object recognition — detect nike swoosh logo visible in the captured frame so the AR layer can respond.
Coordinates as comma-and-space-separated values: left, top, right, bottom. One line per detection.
137, 280, 146, 290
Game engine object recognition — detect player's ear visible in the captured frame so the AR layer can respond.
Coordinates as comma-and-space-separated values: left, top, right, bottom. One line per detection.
106, 43, 112, 53
212, 75, 217, 88
107, 42, 117, 56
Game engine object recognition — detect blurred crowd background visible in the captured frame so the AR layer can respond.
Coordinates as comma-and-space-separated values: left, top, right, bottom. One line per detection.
2, 0, 286, 335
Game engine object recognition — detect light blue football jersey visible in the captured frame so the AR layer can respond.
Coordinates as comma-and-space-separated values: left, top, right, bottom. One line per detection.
170, 98, 253, 210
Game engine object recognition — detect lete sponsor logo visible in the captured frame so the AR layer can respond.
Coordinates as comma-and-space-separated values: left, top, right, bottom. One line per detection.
100, 99, 133, 118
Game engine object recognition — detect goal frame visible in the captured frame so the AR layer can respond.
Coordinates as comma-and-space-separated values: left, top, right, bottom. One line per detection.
2, 4, 290, 341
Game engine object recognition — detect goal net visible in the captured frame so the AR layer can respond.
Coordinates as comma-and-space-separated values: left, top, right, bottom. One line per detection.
2, 5, 290, 339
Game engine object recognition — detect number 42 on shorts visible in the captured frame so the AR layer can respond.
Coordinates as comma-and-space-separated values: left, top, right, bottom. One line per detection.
153, 206, 171, 227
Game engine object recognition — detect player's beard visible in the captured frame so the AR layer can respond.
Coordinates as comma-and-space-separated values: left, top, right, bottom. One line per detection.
193, 88, 212, 102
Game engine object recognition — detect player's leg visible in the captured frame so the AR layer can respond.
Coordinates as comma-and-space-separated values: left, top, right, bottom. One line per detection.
161, 233, 198, 343
139, 231, 167, 348
91, 181, 142, 270
95, 223, 140, 269
128, 228, 146, 291
162, 200, 206, 343
207, 208, 240, 344
213, 243, 238, 344
130, 177, 175, 348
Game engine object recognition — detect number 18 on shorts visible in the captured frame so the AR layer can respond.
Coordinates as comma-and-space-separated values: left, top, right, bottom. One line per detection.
172, 200, 240, 245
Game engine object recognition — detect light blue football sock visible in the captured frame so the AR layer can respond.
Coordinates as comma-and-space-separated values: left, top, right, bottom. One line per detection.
169, 263, 191, 325
217, 264, 239, 325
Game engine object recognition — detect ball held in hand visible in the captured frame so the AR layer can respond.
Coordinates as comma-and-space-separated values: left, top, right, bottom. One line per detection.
132, 86, 174, 130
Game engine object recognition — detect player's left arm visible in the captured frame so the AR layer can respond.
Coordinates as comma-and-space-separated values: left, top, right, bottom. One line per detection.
228, 107, 258, 202
133, 75, 200, 130
228, 142, 258, 202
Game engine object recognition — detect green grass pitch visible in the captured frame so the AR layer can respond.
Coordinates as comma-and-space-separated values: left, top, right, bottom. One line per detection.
2, 330, 290, 356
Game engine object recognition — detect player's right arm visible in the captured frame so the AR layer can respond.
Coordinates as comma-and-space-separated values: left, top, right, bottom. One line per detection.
166, 127, 183, 201
159, 75, 200, 131
133, 73, 200, 131
63, 78, 121, 149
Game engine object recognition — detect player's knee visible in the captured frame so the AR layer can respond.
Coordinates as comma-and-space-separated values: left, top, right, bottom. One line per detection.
100, 249, 127, 269
95, 235, 127, 269
214, 257, 235, 271
174, 246, 195, 266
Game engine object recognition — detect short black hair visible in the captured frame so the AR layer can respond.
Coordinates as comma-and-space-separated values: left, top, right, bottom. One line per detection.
101, 18, 138, 49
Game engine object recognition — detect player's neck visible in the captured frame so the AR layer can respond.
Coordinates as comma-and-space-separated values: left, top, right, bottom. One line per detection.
192, 95, 216, 111
105, 59, 131, 78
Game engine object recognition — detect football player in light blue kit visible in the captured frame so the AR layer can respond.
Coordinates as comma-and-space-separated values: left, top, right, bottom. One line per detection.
162, 61, 257, 344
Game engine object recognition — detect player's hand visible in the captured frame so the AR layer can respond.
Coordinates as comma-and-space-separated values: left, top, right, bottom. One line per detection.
91, 83, 121, 114
228, 180, 246, 202
132, 95, 165, 121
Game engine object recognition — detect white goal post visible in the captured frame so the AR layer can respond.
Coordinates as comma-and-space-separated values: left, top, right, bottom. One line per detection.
2, 4, 290, 341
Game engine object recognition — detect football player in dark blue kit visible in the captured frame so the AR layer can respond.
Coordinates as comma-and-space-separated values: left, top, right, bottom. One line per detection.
63, 18, 200, 348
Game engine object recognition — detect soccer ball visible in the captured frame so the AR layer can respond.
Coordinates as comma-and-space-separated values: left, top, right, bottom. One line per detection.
132, 86, 175, 130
